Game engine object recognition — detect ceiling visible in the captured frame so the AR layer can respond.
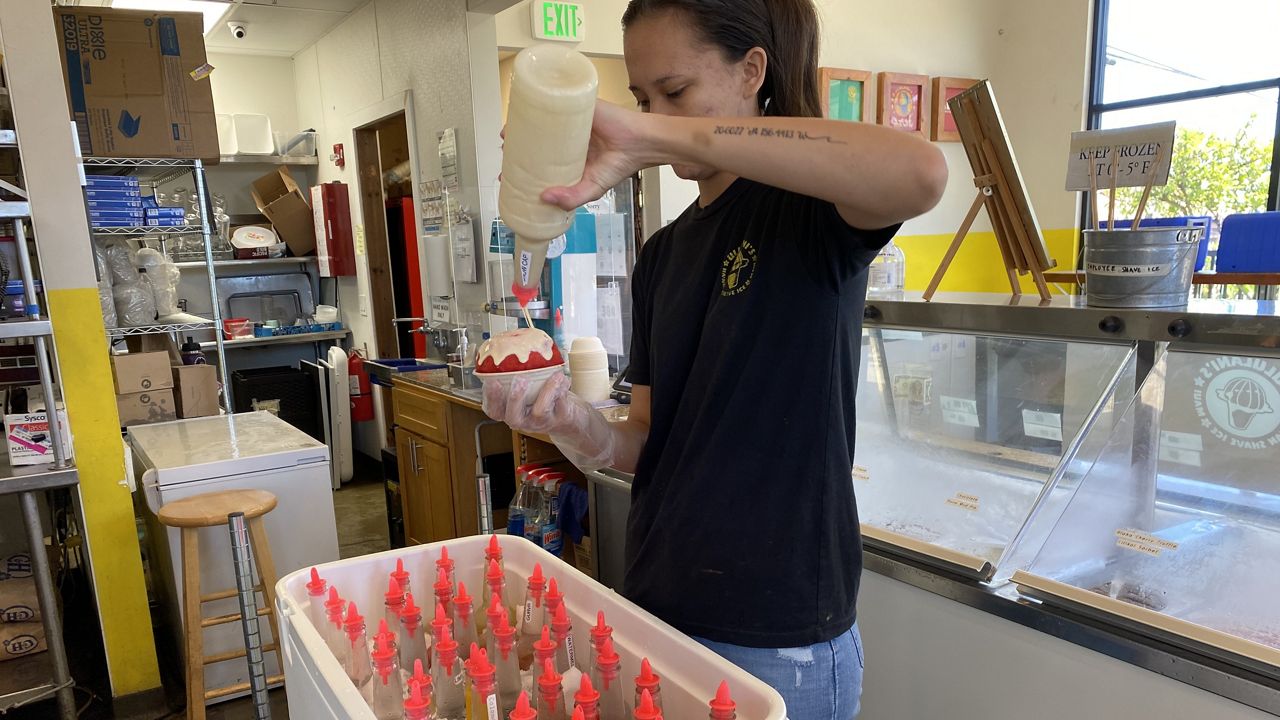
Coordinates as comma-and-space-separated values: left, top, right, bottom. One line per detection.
65, 0, 365, 57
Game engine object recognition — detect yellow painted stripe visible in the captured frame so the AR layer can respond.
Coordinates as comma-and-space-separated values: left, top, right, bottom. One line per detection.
898, 228, 1079, 294
46, 288, 161, 694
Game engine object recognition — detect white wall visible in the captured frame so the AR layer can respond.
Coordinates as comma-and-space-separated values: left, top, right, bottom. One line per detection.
293, 0, 485, 456
492, 0, 1092, 237
207, 52, 301, 136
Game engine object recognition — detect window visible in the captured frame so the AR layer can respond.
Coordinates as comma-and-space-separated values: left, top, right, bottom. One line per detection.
1089, 0, 1280, 286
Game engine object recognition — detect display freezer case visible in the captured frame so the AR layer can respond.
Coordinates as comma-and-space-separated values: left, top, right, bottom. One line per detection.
1013, 343, 1280, 677
855, 327, 1136, 580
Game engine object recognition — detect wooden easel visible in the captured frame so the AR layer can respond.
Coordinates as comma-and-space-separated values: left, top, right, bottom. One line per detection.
924, 83, 1054, 302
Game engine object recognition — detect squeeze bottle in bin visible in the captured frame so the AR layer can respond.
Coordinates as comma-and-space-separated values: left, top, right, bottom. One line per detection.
499, 44, 599, 306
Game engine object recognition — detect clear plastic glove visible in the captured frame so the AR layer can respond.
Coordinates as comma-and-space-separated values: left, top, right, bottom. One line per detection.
482, 371, 617, 472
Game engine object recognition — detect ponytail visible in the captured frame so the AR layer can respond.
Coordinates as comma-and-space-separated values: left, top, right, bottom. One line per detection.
622, 0, 823, 118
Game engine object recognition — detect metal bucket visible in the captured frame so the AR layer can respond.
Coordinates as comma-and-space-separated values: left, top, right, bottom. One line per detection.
1083, 227, 1204, 308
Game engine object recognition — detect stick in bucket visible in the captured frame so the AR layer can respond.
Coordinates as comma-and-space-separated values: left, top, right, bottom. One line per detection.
1089, 153, 1101, 231
1130, 142, 1164, 230
1107, 144, 1119, 230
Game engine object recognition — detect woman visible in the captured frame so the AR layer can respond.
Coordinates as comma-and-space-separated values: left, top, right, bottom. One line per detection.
484, 1, 946, 716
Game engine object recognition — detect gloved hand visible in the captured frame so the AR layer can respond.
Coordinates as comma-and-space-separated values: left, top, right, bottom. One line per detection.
482, 371, 618, 471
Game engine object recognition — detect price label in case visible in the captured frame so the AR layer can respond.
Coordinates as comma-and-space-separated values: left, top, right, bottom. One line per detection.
852, 465, 871, 482
941, 396, 980, 428
945, 492, 980, 512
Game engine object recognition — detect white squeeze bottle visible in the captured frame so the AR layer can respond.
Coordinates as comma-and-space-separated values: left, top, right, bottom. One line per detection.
499, 44, 599, 307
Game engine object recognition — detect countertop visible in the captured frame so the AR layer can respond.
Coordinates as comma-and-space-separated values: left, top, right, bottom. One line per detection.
393, 370, 485, 410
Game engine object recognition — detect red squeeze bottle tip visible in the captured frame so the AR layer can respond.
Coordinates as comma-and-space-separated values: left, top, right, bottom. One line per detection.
598, 637, 619, 664
436, 567, 451, 587
387, 577, 403, 601
455, 582, 472, 605
377, 618, 391, 638
488, 559, 503, 580
393, 557, 407, 579
404, 681, 430, 714
345, 601, 362, 625
573, 708, 586, 720
635, 689, 660, 719
403, 593, 419, 616
531, 563, 544, 583
488, 534, 502, 557
548, 577, 560, 597
511, 281, 539, 308
439, 546, 450, 564
576, 673, 599, 702
711, 681, 736, 712
511, 691, 537, 720
636, 657, 659, 689
434, 602, 450, 623
541, 625, 552, 644
540, 657, 560, 684
307, 567, 325, 595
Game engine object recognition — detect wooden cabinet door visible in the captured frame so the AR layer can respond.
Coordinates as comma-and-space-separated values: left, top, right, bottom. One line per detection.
419, 439, 456, 542
396, 427, 432, 546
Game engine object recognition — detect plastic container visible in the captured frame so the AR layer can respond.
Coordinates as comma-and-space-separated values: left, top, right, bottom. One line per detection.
223, 317, 254, 339
1216, 211, 1280, 272
275, 130, 318, 158
476, 365, 565, 409
216, 114, 237, 155
499, 44, 599, 301
315, 305, 339, 324
1083, 227, 1203, 308
232, 114, 275, 155
276, 535, 786, 719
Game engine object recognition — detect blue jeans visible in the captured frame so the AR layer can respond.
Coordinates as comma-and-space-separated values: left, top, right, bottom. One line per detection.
695, 624, 864, 720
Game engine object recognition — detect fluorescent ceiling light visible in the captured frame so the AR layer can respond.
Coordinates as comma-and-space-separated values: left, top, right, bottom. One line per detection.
109, 0, 233, 35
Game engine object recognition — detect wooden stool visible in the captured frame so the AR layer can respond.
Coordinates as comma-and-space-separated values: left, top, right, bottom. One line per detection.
158, 489, 284, 719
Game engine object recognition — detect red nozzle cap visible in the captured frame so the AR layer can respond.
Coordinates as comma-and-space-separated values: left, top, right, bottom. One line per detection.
386, 577, 404, 605
401, 593, 422, 623
573, 708, 586, 720
487, 534, 503, 560
493, 608, 516, 648
469, 646, 494, 679
403, 681, 431, 716
487, 558, 504, 583
411, 659, 431, 693
306, 567, 326, 596
510, 691, 537, 720
343, 601, 364, 633
433, 602, 452, 627
376, 618, 395, 643
530, 563, 544, 587
538, 658, 562, 691
324, 587, 344, 615
546, 577, 563, 604
391, 557, 409, 584
434, 625, 458, 665
635, 689, 661, 720
591, 611, 612, 643
511, 281, 539, 308
552, 603, 572, 636
435, 567, 452, 594
597, 637, 619, 667
575, 674, 600, 705
487, 592, 506, 624
710, 681, 736, 713
371, 632, 396, 666
533, 625, 556, 659
437, 546, 453, 570
635, 658, 660, 691
454, 582, 473, 611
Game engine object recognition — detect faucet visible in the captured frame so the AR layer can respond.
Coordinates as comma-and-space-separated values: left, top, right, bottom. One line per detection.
392, 317, 460, 353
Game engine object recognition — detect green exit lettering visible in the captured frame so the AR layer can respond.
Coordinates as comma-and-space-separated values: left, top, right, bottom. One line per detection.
534, 1, 583, 42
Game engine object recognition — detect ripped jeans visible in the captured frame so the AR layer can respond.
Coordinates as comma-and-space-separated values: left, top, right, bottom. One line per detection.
695, 624, 864, 720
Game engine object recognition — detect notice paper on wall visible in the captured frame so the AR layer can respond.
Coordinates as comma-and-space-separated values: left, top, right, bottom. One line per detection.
940, 395, 980, 428
1022, 409, 1063, 441
597, 282, 624, 355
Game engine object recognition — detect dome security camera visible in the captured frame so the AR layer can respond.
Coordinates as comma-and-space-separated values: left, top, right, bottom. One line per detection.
227, 22, 248, 39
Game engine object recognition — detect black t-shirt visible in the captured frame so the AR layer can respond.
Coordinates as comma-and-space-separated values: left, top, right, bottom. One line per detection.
623, 178, 897, 648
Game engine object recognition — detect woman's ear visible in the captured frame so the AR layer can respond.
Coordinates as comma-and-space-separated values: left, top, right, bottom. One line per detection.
740, 46, 768, 110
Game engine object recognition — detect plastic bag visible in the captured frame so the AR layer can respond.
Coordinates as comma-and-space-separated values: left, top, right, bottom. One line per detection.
92, 239, 111, 287
105, 242, 138, 286
98, 280, 117, 328
135, 247, 181, 315
113, 277, 156, 327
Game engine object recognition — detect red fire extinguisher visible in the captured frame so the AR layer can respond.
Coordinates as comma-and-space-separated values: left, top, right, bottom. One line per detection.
349, 349, 374, 422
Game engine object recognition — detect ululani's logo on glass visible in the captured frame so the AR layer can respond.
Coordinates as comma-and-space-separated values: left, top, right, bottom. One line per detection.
721, 240, 758, 297
1193, 356, 1280, 449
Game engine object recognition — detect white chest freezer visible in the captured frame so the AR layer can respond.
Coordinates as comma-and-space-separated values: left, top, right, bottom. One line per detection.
131, 411, 340, 703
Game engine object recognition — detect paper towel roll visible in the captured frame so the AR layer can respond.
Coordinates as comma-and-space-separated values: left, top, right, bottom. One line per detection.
423, 232, 452, 296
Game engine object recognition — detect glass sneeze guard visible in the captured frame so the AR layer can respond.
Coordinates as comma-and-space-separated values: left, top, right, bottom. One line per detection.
856, 328, 1137, 581
1013, 345, 1280, 677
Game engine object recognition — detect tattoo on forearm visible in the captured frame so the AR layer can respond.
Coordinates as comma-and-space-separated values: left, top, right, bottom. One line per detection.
712, 125, 848, 144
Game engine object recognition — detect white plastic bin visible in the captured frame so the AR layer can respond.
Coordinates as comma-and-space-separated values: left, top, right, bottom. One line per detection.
232, 113, 275, 155
277, 534, 787, 719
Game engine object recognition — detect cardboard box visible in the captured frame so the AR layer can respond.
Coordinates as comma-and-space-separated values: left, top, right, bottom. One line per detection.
172, 364, 218, 419
53, 7, 218, 159
112, 351, 175, 394
116, 389, 177, 427
0, 577, 38, 624
4, 410, 72, 467
0, 621, 45, 663
251, 168, 315, 256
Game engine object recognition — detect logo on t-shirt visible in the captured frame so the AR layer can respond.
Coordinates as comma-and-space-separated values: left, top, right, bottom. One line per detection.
721, 240, 758, 296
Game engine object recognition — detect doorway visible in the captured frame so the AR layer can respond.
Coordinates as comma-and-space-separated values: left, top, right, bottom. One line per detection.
353, 110, 424, 444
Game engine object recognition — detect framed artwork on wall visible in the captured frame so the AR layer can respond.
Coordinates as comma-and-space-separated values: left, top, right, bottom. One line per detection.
932, 76, 979, 142
819, 67, 872, 122
876, 71, 930, 138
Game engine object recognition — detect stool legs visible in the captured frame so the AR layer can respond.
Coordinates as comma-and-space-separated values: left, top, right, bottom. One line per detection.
181, 527, 205, 720
246, 517, 282, 650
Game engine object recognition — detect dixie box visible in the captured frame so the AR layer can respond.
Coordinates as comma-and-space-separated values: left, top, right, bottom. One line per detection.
53, 7, 218, 159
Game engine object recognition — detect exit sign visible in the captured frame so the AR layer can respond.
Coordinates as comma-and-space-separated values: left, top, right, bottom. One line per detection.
531, 0, 585, 43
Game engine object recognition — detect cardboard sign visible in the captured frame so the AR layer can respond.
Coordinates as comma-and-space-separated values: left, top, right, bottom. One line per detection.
1065, 121, 1175, 191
